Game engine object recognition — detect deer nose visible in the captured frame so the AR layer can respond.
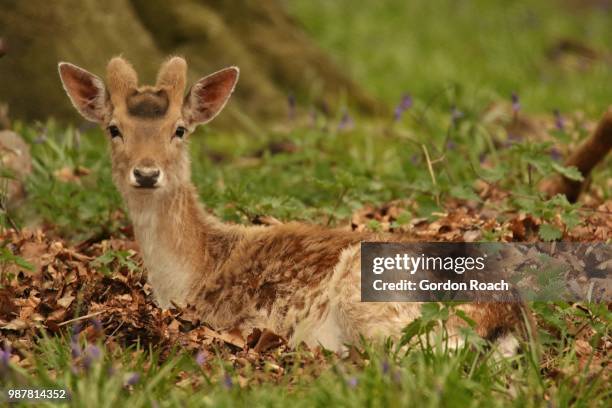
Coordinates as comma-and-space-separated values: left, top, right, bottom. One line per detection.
132, 167, 161, 188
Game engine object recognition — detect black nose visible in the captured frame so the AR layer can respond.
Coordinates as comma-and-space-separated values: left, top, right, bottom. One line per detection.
133, 167, 160, 188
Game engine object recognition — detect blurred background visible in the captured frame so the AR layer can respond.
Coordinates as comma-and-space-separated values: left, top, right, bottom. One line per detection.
1, 0, 611, 128
0, 0, 610, 239
0, 2, 611, 402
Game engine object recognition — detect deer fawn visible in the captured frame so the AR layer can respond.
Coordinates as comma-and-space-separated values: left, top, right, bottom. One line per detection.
58, 57, 529, 354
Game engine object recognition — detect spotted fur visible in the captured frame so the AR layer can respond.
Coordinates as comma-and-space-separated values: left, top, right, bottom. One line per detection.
58, 56, 533, 352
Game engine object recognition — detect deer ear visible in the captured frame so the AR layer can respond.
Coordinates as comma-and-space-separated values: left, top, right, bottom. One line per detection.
183, 67, 239, 126
58, 62, 108, 123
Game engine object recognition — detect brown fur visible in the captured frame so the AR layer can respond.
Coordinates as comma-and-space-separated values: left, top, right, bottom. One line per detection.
126, 90, 169, 118
58, 56, 531, 352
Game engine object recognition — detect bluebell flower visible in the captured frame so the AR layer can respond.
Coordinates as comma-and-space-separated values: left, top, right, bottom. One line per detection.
338, 109, 354, 131
70, 338, 81, 359
553, 109, 565, 131
511, 92, 520, 113
550, 147, 562, 161
0, 343, 12, 379
83, 345, 101, 370
381, 359, 390, 374
125, 372, 140, 386
0, 343, 11, 370
91, 318, 102, 332
195, 351, 207, 366
223, 373, 233, 389
451, 106, 464, 126
393, 93, 413, 121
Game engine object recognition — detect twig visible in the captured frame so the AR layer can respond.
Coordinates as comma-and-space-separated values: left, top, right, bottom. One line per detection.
57, 310, 105, 327
105, 321, 124, 344
421, 144, 440, 206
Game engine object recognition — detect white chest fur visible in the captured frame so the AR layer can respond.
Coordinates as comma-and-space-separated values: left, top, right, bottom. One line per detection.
131, 207, 194, 308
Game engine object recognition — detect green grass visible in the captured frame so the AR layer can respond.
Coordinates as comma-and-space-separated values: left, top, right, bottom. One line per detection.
2, 303, 609, 407
1, 0, 611, 406
289, 0, 612, 115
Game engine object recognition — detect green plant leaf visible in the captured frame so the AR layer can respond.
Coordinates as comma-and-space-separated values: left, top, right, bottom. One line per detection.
552, 163, 584, 182
538, 223, 563, 241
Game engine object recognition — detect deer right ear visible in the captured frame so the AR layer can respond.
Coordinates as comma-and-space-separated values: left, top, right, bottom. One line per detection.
58, 62, 108, 123
183, 67, 239, 127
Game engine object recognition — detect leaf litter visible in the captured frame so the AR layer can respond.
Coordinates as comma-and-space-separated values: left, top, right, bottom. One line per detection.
1, 189, 610, 387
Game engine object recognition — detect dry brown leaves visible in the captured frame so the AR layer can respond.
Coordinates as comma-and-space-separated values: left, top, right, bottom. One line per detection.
0, 191, 609, 383
351, 195, 611, 242
0, 228, 333, 384
350, 196, 611, 380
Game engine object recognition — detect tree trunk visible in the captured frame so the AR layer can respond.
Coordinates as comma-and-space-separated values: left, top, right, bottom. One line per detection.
0, 0, 381, 129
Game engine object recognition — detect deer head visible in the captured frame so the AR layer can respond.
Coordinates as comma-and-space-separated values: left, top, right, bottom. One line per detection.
58, 57, 239, 198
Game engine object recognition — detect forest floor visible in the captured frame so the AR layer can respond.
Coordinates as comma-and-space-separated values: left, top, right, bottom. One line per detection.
1, 0, 611, 406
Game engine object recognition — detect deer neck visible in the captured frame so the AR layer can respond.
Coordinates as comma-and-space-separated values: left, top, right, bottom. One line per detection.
123, 182, 232, 308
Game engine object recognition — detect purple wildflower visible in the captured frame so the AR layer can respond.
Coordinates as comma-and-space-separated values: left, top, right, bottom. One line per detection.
508, 133, 521, 142
223, 373, 233, 389
446, 140, 457, 150
33, 133, 47, 144
70, 338, 81, 359
287, 93, 296, 120
91, 318, 102, 333
451, 106, 464, 126
125, 372, 140, 386
410, 155, 419, 165
347, 377, 358, 388
504, 132, 521, 147
87, 345, 101, 359
195, 351, 207, 366
338, 109, 354, 131
83, 345, 101, 370
549, 147, 562, 161
0, 342, 11, 369
393, 93, 413, 121
511, 92, 520, 113
381, 360, 390, 374
553, 109, 565, 131
0, 344, 11, 379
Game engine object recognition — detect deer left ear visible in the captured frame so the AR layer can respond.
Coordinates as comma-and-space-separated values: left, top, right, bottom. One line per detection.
58, 62, 108, 123
183, 67, 239, 127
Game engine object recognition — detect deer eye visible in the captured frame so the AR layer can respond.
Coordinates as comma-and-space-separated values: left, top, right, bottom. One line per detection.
174, 126, 186, 139
108, 125, 121, 139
